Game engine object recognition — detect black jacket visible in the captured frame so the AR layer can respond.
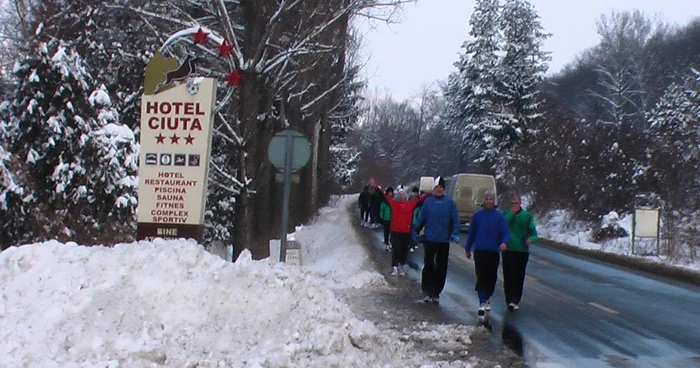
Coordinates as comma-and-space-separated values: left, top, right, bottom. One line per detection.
359, 191, 370, 208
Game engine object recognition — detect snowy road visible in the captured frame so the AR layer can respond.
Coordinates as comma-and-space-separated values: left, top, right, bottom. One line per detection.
359, 223, 700, 367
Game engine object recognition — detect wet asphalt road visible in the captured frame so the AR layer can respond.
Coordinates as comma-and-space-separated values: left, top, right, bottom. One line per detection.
364, 226, 700, 368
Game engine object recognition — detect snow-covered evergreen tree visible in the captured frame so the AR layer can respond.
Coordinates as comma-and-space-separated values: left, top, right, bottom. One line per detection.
649, 71, 700, 163
0, 144, 26, 249
496, 0, 551, 183
1, 37, 140, 244
5, 41, 95, 207
85, 84, 139, 232
648, 69, 700, 207
447, 0, 503, 174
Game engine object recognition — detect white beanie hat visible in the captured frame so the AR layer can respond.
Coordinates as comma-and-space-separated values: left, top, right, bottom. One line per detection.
433, 176, 445, 188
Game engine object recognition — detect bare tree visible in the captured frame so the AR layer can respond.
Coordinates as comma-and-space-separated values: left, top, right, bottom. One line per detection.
119, 0, 411, 258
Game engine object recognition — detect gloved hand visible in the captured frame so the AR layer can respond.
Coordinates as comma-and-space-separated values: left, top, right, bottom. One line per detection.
450, 234, 460, 244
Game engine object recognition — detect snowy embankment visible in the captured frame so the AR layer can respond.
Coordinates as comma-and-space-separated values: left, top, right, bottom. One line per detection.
0, 196, 475, 367
538, 209, 700, 274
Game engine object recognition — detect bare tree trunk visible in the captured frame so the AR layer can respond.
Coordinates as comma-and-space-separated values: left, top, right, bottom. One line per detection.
310, 121, 321, 210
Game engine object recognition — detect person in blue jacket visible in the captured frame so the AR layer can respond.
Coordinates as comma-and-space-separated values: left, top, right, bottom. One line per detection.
464, 190, 510, 316
414, 176, 460, 303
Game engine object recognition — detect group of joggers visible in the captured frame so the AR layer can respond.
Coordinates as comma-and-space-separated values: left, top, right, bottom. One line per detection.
359, 177, 538, 316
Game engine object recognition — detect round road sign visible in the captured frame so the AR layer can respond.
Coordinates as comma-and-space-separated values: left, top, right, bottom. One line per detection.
267, 129, 311, 171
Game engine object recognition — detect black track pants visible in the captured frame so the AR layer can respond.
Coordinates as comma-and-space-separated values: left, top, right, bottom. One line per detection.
502, 250, 529, 304
421, 242, 450, 298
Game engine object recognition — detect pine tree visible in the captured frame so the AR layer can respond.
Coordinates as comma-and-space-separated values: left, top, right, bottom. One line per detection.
85, 84, 139, 233
448, 0, 503, 174
496, 0, 551, 183
6, 42, 92, 200
648, 69, 700, 207
0, 144, 26, 249
2, 37, 140, 243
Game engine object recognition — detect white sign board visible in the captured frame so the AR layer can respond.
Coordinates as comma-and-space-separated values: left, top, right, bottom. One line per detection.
268, 239, 302, 266
634, 208, 659, 238
419, 176, 434, 192
136, 78, 216, 241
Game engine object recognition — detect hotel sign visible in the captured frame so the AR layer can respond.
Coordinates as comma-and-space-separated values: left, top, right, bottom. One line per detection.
136, 77, 216, 241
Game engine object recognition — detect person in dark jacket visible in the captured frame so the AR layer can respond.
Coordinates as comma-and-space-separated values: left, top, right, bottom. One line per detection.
414, 176, 460, 303
359, 185, 371, 226
369, 186, 383, 228
502, 193, 538, 311
464, 190, 511, 316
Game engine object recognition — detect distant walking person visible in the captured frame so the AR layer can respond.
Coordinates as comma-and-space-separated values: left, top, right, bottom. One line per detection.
383, 187, 429, 276
369, 186, 383, 228
380, 187, 394, 249
359, 185, 371, 226
464, 190, 510, 316
502, 194, 538, 311
414, 176, 460, 303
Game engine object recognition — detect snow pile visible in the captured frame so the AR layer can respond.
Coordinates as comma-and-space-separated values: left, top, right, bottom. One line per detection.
537, 208, 700, 272
294, 195, 386, 289
0, 239, 424, 367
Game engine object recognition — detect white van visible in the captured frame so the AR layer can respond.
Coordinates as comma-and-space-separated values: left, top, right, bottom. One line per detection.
444, 173, 497, 228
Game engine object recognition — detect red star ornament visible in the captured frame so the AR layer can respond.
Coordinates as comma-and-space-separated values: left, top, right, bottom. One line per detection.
156, 133, 165, 144
193, 27, 209, 45
218, 40, 234, 57
185, 134, 195, 145
226, 69, 243, 87
170, 134, 181, 144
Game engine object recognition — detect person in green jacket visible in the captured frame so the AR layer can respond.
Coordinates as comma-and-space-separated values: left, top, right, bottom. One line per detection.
502, 193, 538, 311
380, 187, 393, 249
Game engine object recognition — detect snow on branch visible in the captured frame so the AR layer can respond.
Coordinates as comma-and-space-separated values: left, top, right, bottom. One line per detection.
301, 77, 345, 112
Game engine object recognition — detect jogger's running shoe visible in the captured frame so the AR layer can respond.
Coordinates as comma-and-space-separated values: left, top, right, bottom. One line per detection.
477, 303, 487, 316
398, 264, 406, 276
391, 266, 399, 276
507, 302, 520, 311
485, 300, 491, 311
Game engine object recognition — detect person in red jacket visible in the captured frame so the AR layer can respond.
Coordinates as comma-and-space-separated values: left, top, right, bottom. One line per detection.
383, 187, 430, 276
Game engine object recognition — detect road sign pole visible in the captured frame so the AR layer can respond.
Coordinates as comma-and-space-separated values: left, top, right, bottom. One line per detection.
631, 209, 636, 256
279, 129, 294, 262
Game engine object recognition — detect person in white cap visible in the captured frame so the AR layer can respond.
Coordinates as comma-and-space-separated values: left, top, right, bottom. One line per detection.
413, 176, 460, 303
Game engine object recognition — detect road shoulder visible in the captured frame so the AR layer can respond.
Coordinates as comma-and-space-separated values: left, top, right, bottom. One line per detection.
339, 201, 525, 367
539, 238, 700, 287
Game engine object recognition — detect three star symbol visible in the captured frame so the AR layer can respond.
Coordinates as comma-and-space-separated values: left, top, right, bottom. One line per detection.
156, 133, 195, 145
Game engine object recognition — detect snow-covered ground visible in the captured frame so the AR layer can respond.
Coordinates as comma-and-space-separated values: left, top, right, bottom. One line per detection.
538, 209, 700, 274
0, 196, 479, 368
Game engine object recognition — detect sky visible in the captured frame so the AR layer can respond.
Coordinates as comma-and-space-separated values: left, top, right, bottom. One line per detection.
357, 0, 700, 100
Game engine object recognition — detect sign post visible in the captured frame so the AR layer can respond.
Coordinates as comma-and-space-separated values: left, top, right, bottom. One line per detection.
268, 130, 311, 261
136, 71, 216, 241
631, 207, 661, 256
